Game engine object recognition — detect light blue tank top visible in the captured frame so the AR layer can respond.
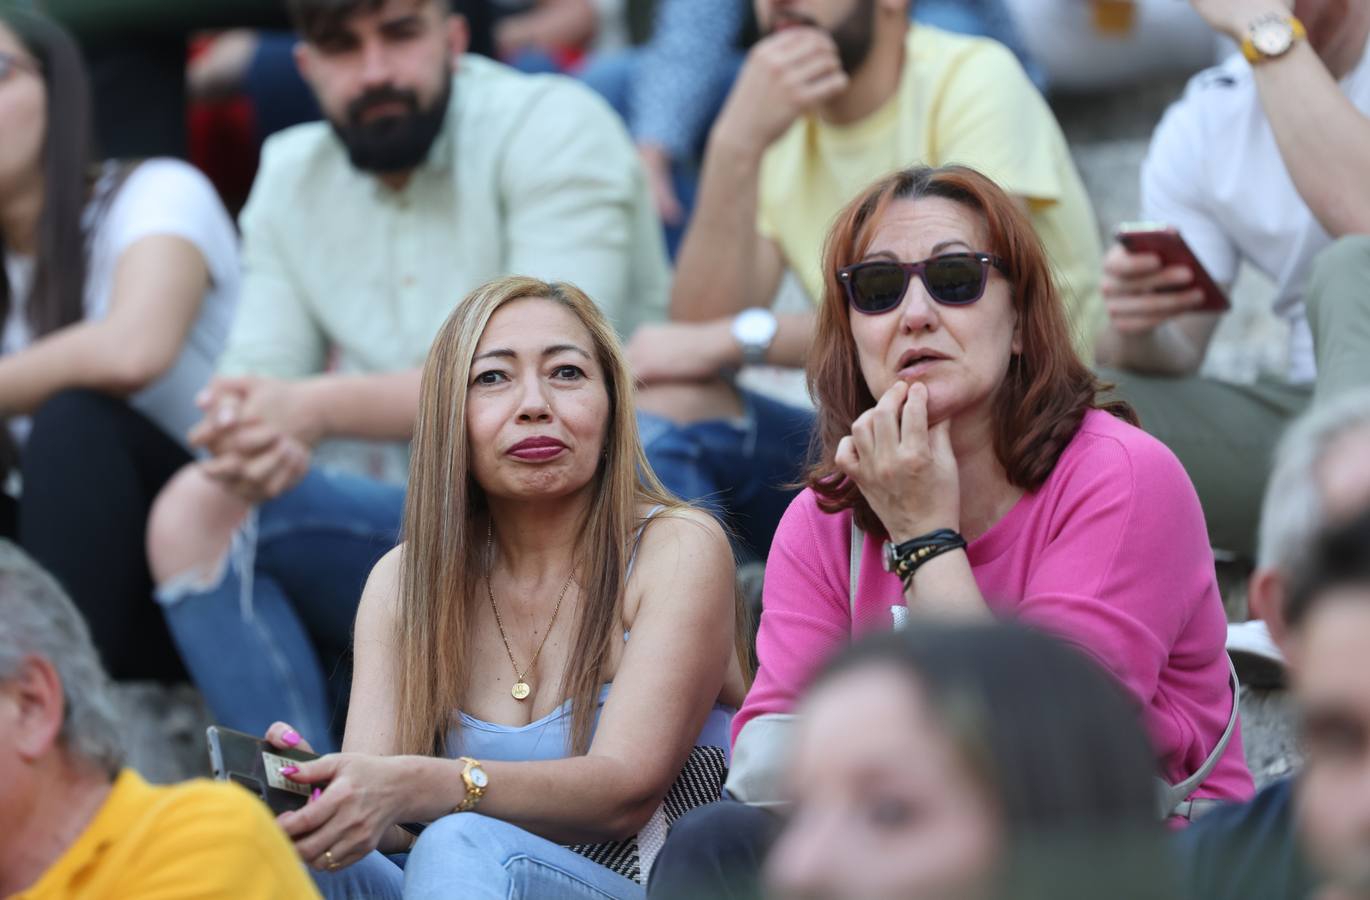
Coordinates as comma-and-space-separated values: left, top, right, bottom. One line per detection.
447, 507, 736, 762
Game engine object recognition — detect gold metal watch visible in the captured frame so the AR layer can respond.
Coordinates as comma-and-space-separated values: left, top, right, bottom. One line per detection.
1241, 14, 1306, 64
455, 756, 488, 812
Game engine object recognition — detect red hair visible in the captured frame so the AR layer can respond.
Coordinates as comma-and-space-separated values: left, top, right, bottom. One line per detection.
807, 165, 1135, 535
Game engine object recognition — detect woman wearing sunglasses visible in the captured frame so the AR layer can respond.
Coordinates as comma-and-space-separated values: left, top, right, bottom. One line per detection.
647, 164, 1251, 900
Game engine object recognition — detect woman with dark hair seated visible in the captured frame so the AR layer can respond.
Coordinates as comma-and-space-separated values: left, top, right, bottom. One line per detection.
259, 276, 747, 899
0, 8, 238, 681
768, 623, 1174, 900
648, 165, 1251, 899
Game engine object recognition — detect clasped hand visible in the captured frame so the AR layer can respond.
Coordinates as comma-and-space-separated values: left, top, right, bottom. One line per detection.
189, 376, 317, 502
264, 722, 415, 871
834, 381, 960, 544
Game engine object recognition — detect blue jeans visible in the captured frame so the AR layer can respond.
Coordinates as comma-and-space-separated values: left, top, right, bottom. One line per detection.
316, 814, 644, 899
638, 389, 814, 559
156, 468, 405, 753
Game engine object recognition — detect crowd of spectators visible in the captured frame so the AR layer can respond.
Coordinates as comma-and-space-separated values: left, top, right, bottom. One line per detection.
3, 0, 1370, 897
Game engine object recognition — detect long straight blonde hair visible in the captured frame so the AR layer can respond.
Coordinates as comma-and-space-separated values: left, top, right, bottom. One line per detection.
394, 276, 686, 757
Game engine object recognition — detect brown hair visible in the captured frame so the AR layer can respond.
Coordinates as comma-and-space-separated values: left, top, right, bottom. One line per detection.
807, 165, 1134, 534
394, 277, 696, 758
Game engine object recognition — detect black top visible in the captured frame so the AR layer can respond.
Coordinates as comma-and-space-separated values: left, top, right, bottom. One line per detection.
1174, 777, 1317, 900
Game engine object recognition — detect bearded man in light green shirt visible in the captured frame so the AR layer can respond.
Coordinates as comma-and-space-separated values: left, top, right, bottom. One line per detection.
143, 0, 669, 751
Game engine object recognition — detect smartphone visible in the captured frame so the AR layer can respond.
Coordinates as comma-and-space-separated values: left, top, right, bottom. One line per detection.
1114, 222, 1230, 313
206, 725, 320, 815
206, 725, 429, 836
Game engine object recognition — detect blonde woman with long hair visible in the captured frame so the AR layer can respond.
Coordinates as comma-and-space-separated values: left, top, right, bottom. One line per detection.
257, 276, 745, 899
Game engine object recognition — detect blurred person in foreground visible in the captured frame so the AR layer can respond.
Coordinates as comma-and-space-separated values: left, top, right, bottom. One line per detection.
147, 0, 667, 755
647, 164, 1249, 899
766, 624, 1173, 900
0, 541, 318, 899
1179, 390, 1370, 900
0, 7, 239, 683
262, 277, 745, 899
1097, 0, 1370, 558
626, 0, 1102, 561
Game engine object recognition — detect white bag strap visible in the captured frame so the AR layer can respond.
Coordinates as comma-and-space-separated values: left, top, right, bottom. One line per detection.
1160, 654, 1241, 820
849, 521, 862, 624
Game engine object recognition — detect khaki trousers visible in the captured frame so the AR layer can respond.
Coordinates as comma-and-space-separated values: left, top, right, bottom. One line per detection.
1101, 236, 1370, 559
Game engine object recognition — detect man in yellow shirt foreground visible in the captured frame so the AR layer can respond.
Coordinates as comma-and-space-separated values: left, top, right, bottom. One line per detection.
626, 0, 1102, 562
0, 542, 319, 899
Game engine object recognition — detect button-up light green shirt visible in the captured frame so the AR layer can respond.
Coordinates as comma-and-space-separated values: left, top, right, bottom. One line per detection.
218, 54, 669, 379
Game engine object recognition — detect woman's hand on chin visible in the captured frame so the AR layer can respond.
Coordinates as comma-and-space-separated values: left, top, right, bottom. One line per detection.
835, 381, 960, 543
275, 752, 419, 871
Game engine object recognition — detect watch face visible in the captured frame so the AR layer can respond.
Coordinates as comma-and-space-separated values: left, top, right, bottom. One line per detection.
1251, 20, 1293, 55
734, 308, 778, 344
882, 542, 895, 573
470, 767, 489, 789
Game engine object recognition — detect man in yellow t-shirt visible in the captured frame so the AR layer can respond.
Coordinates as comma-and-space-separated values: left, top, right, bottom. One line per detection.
0, 542, 319, 900
626, 0, 1101, 559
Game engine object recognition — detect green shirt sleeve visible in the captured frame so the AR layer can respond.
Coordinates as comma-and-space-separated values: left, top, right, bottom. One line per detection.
216, 142, 329, 379
496, 81, 666, 337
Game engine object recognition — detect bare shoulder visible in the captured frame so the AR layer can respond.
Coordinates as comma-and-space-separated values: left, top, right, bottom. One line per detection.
630, 506, 733, 609
636, 505, 730, 562
355, 543, 406, 639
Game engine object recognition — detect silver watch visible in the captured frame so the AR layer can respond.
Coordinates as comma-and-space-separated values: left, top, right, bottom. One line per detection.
731, 308, 778, 366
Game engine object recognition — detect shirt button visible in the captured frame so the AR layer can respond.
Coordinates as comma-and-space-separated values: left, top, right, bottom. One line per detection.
402, 275, 416, 288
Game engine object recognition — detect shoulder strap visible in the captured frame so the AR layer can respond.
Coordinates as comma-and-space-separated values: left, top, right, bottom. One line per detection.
626, 505, 666, 581
1161, 654, 1241, 819
849, 521, 862, 623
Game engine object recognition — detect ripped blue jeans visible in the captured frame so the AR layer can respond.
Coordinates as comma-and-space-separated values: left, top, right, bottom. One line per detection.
156, 468, 405, 753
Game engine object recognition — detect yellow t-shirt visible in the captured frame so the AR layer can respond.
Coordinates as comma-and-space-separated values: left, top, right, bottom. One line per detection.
14, 770, 321, 899
757, 25, 1103, 356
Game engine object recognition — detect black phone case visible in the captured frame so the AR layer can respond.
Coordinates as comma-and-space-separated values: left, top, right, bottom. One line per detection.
206, 725, 321, 815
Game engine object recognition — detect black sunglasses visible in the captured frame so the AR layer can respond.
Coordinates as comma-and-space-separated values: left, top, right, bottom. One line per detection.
838, 253, 1009, 314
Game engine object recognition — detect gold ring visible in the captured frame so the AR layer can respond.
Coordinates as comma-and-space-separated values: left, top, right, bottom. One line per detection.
324, 850, 339, 871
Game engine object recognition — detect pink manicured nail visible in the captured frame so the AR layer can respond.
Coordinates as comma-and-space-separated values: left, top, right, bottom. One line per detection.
282, 729, 301, 747
279, 765, 299, 776
311, 788, 322, 801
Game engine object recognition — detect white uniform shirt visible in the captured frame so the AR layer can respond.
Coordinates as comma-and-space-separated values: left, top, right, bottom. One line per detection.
1, 159, 240, 447
1141, 37, 1370, 384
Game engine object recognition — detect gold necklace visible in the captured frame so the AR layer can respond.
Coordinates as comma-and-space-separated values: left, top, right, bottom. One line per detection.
484, 521, 577, 701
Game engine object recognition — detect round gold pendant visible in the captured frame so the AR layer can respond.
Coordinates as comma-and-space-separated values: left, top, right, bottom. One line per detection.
511, 681, 531, 701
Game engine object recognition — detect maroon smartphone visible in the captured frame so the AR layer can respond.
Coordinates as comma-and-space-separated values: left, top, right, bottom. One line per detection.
1114, 222, 1230, 314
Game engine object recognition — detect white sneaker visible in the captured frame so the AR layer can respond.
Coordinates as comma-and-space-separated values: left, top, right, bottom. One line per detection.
1226, 620, 1286, 689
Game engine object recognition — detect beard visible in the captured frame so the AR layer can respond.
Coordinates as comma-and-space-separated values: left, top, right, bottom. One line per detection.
328, 67, 453, 174
770, 0, 878, 75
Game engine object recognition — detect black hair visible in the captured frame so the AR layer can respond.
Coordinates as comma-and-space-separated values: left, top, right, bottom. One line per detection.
0, 7, 93, 339
286, 0, 462, 45
810, 623, 1177, 898
814, 623, 1159, 830
1287, 506, 1370, 630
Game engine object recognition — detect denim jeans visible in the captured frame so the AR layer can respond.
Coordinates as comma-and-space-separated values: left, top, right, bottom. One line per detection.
315, 814, 644, 900
638, 389, 814, 559
156, 467, 405, 753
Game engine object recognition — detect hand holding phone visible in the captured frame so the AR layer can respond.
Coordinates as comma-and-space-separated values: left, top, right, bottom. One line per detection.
1104, 223, 1230, 335
207, 725, 322, 815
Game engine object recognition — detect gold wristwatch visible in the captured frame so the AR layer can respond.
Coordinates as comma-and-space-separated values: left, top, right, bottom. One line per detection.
1241, 13, 1306, 64
455, 756, 488, 812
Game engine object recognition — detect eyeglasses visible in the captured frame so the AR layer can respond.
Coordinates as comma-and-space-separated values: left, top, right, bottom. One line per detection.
0, 51, 39, 81
838, 253, 1009, 314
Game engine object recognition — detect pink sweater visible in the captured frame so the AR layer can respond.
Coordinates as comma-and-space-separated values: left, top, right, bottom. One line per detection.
738, 410, 1253, 803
